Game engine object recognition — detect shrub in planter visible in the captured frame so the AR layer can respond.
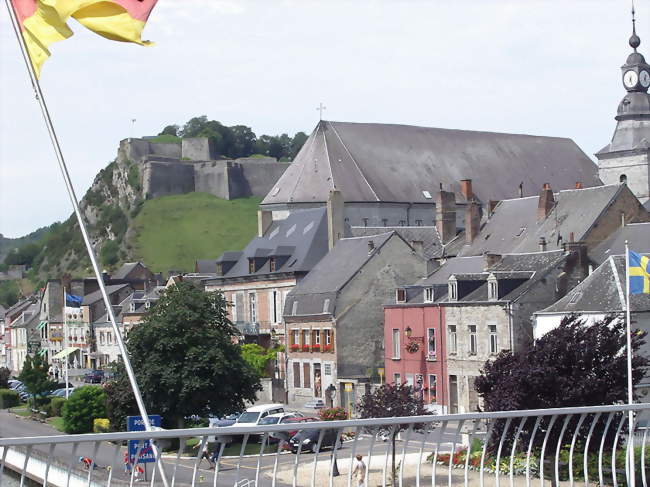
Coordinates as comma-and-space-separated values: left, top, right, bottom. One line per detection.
0, 389, 19, 409
62, 386, 107, 434
49, 397, 66, 417
93, 418, 110, 433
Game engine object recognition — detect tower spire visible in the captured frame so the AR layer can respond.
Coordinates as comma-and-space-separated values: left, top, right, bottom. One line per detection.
630, 1, 641, 52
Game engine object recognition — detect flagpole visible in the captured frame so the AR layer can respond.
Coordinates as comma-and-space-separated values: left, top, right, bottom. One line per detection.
4, 4, 169, 485
625, 241, 636, 487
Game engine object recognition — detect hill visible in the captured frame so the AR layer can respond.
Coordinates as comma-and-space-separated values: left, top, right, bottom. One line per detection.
0, 227, 49, 263
132, 193, 260, 273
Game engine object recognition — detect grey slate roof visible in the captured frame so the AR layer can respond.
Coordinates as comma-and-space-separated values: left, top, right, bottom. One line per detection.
112, 262, 143, 280
420, 256, 485, 285
82, 284, 130, 305
591, 223, 650, 265
196, 260, 218, 274
458, 185, 624, 256
262, 120, 598, 207
204, 208, 329, 282
538, 255, 650, 314
285, 232, 395, 316
349, 226, 443, 260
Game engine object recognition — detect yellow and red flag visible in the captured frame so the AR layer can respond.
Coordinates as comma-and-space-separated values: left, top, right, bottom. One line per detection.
10, 0, 158, 78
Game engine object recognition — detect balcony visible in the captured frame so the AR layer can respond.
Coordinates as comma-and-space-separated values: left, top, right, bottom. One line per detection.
234, 322, 260, 336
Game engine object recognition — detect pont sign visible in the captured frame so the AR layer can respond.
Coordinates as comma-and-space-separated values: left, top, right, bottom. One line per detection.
127, 415, 162, 464
344, 383, 353, 392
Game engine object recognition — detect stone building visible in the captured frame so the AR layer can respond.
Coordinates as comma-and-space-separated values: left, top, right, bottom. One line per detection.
596, 24, 650, 208
283, 232, 425, 412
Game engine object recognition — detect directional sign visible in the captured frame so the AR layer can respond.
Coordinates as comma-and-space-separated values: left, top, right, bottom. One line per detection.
127, 415, 161, 464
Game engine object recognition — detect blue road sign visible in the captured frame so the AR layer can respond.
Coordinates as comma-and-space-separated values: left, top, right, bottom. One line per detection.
127, 415, 162, 464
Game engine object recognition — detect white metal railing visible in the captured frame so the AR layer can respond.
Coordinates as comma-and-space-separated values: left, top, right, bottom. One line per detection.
0, 403, 649, 487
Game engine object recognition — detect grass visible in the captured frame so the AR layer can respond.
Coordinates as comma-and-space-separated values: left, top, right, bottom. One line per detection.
148, 134, 182, 144
132, 193, 261, 273
12, 405, 31, 416
47, 416, 65, 432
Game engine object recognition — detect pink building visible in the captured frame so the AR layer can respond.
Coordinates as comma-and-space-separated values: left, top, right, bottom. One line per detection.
384, 301, 447, 413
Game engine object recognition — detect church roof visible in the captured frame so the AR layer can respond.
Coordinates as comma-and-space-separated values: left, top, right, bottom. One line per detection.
262, 121, 599, 207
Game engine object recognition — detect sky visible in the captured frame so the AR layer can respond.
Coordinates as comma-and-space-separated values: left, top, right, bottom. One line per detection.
0, 0, 645, 238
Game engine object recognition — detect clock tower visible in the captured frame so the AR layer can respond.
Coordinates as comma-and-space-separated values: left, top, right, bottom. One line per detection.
596, 8, 650, 207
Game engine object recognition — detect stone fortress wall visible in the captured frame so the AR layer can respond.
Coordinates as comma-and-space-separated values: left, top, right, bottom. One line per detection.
119, 137, 289, 200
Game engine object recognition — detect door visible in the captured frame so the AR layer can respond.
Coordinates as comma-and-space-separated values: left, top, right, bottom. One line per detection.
449, 375, 459, 414
313, 363, 322, 397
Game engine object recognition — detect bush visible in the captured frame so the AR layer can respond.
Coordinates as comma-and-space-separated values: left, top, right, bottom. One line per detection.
62, 386, 107, 433
0, 389, 19, 409
319, 407, 348, 421
0, 367, 10, 388
93, 418, 110, 433
49, 397, 66, 417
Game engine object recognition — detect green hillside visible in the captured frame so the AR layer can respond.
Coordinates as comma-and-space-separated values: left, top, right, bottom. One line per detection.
132, 193, 261, 273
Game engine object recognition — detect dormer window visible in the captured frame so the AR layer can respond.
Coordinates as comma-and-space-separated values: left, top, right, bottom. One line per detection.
448, 277, 458, 301
488, 278, 498, 301
216, 263, 223, 275
129, 302, 135, 312
145, 301, 151, 309
424, 287, 434, 303
269, 258, 277, 272
291, 300, 298, 315
396, 288, 406, 303
248, 259, 255, 274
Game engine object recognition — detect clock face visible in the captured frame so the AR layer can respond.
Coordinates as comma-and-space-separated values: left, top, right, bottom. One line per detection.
641, 70, 650, 88
624, 70, 639, 88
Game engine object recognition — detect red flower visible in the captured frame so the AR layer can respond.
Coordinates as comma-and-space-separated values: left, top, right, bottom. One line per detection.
311, 345, 321, 352
301, 345, 310, 352
290, 344, 300, 352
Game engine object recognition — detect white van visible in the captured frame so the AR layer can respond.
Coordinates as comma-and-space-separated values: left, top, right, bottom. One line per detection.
235, 403, 285, 426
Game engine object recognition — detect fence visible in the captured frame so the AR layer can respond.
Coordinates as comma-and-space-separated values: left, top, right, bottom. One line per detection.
1, 402, 649, 487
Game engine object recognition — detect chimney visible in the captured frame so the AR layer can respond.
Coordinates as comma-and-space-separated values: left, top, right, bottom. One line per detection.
518, 182, 524, 198
465, 199, 480, 244
575, 181, 583, 189
537, 183, 554, 221
257, 210, 273, 237
327, 189, 345, 250
488, 200, 499, 218
484, 252, 502, 270
368, 240, 375, 254
539, 237, 547, 252
460, 179, 473, 200
435, 190, 456, 244
565, 241, 589, 283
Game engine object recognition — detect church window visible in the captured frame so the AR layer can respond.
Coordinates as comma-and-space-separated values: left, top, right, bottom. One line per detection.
382, 219, 388, 227
415, 219, 423, 226
620, 174, 628, 183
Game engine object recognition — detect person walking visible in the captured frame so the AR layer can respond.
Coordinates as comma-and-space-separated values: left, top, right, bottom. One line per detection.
352, 454, 367, 487
192, 439, 214, 469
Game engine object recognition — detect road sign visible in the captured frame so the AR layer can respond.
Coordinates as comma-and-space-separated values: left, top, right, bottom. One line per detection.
344, 383, 352, 392
127, 415, 161, 464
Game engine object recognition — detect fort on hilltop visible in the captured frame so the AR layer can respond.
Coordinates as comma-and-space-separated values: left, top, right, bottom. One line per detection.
119, 137, 290, 201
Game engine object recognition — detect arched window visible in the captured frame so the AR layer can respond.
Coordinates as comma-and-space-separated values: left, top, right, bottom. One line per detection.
620, 174, 628, 183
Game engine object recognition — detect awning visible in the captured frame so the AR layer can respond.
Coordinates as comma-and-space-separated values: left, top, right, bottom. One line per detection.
37, 321, 47, 331
52, 347, 79, 359
37, 348, 47, 357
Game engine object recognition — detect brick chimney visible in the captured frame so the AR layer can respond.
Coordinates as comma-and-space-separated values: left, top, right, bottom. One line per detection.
257, 210, 273, 237
537, 183, 554, 221
327, 189, 345, 250
465, 199, 480, 244
435, 190, 456, 244
460, 179, 473, 200
539, 237, 547, 252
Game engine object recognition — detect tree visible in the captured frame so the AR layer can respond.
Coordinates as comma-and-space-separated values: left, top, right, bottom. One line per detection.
159, 124, 179, 137
240, 344, 283, 378
475, 314, 649, 450
290, 132, 308, 160
18, 354, 57, 406
62, 386, 107, 433
0, 280, 20, 308
122, 281, 261, 428
104, 360, 139, 431
0, 367, 10, 388
358, 383, 429, 483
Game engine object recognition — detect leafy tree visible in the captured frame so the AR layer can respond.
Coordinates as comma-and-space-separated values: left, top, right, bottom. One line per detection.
229, 125, 257, 158
159, 124, 179, 137
4, 242, 41, 267
240, 344, 283, 378
100, 240, 120, 268
62, 386, 107, 433
0, 280, 20, 308
358, 383, 429, 482
122, 281, 261, 428
18, 354, 57, 406
104, 360, 139, 431
475, 314, 649, 451
0, 367, 10, 388
290, 132, 308, 160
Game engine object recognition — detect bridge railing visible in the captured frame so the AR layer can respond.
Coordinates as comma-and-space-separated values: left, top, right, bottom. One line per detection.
1, 402, 649, 487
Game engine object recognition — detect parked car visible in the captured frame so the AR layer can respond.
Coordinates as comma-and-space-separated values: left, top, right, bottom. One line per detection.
83, 370, 104, 384
9, 380, 23, 390
269, 415, 318, 442
208, 412, 242, 428
49, 387, 75, 397
235, 404, 285, 426
289, 428, 339, 453
258, 412, 304, 442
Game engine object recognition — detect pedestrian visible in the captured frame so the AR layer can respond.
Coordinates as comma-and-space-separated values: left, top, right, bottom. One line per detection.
192, 439, 214, 469
352, 454, 366, 487
208, 442, 222, 470
79, 456, 93, 470
123, 451, 132, 476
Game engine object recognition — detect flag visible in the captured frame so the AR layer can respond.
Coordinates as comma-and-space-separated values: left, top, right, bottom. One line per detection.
629, 250, 650, 294
10, 0, 158, 77
65, 292, 83, 307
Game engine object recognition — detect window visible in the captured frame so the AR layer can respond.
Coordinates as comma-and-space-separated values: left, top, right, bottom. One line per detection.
392, 329, 400, 359
424, 288, 434, 303
129, 302, 135, 312
323, 298, 330, 313
145, 301, 151, 309
449, 281, 458, 301
422, 190, 432, 199
272, 290, 278, 323
269, 258, 276, 272
489, 325, 498, 354
415, 219, 423, 226
293, 362, 301, 388
469, 325, 477, 355
399, 220, 406, 226
303, 363, 311, 388
568, 292, 582, 305
99, 332, 105, 345
325, 329, 332, 346
362, 218, 368, 227
108, 332, 113, 345
448, 325, 457, 354
324, 363, 332, 375
428, 374, 437, 403
427, 328, 436, 359
302, 329, 310, 346
248, 293, 257, 323
620, 174, 628, 183
396, 289, 406, 303
488, 280, 498, 300
314, 330, 321, 346
382, 219, 388, 227
394, 373, 401, 384
292, 329, 300, 346
248, 259, 255, 274
291, 300, 298, 315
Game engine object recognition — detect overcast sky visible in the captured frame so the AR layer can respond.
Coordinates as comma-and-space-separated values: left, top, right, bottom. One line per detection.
0, 0, 645, 238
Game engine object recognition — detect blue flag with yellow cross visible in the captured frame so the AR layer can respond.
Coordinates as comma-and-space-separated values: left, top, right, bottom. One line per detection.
629, 251, 650, 294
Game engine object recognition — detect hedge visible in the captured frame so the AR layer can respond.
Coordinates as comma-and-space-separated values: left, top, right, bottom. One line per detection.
0, 389, 20, 409
49, 397, 66, 417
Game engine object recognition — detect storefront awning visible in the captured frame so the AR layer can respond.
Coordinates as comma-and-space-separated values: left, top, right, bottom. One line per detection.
37, 348, 47, 356
52, 347, 79, 359
37, 321, 47, 331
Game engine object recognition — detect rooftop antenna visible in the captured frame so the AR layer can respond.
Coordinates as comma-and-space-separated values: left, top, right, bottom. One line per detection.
316, 102, 327, 121
631, 1, 641, 52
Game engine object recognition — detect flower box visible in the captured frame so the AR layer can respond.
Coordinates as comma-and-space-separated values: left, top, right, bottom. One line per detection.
290, 344, 300, 352
301, 345, 310, 352
311, 345, 321, 352
323, 345, 333, 352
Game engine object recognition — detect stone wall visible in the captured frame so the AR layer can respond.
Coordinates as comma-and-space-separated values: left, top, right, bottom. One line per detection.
182, 138, 218, 161
120, 138, 181, 163
142, 161, 195, 199
598, 151, 649, 203
193, 161, 231, 199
